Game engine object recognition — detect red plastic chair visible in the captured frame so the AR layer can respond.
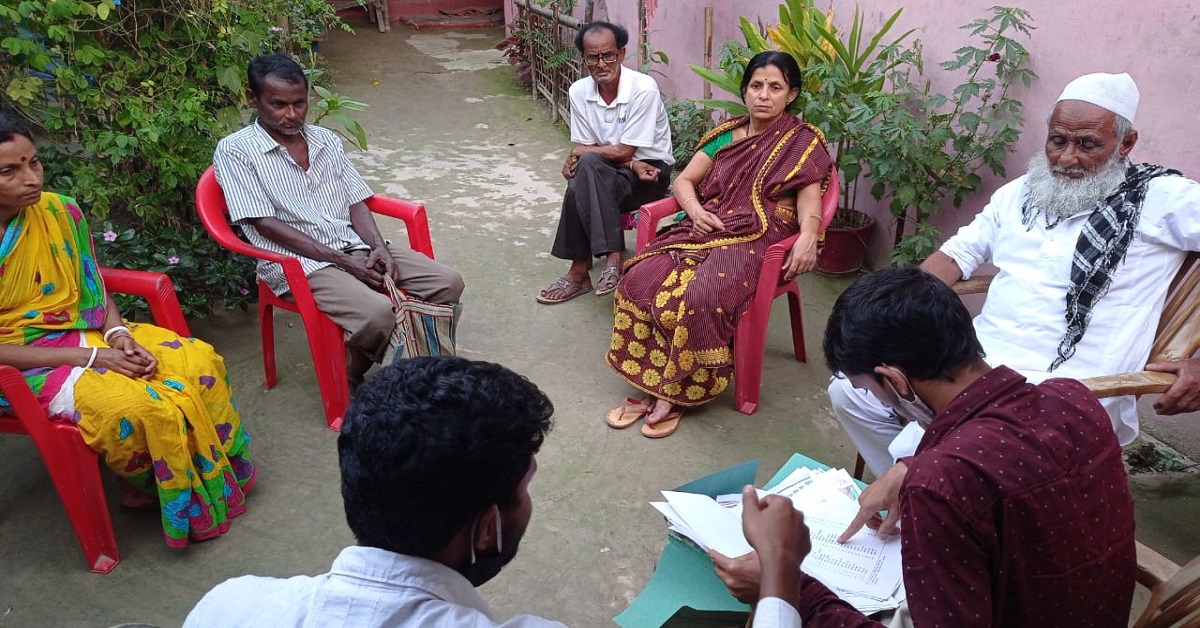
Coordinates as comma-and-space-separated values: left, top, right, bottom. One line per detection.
195, 166, 435, 431
0, 268, 190, 573
634, 169, 840, 415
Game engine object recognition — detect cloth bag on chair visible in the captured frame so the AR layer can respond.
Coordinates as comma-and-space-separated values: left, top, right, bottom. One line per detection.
383, 276, 461, 363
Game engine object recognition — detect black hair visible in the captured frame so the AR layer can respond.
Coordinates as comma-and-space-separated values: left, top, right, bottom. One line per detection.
740, 50, 804, 113
0, 112, 34, 144
822, 266, 985, 381
339, 357, 555, 557
247, 53, 308, 98
574, 21, 630, 53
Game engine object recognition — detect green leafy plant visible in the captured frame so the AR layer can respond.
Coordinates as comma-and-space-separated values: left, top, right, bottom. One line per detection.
689, 0, 912, 215
852, 7, 1037, 264
2, 0, 371, 314
94, 219, 257, 319
666, 98, 714, 169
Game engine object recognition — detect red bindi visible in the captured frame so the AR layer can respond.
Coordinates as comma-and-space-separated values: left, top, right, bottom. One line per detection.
19, 156, 26, 162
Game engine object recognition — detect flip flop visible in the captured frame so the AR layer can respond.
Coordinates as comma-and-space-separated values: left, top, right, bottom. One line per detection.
642, 408, 683, 439
595, 266, 621, 296
605, 396, 652, 429
536, 276, 592, 304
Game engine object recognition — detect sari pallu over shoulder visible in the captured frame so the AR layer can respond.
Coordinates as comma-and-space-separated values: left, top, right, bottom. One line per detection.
0, 192, 106, 347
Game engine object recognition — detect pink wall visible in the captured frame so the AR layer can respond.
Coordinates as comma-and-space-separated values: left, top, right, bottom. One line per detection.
507, 1, 1200, 266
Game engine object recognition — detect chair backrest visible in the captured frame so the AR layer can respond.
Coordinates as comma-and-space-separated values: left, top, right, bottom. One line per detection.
195, 166, 248, 253
1149, 251, 1200, 363
1134, 549, 1200, 628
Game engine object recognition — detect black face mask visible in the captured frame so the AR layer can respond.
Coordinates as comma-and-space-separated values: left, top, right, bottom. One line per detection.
458, 515, 517, 587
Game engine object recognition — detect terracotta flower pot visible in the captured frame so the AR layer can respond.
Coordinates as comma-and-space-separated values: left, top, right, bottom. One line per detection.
817, 209, 875, 275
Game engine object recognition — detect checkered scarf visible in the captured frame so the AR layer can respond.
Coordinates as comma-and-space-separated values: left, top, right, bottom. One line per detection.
1021, 163, 1182, 371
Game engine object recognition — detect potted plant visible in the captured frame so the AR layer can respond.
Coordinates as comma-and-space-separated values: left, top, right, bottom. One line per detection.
846, 6, 1037, 265
690, 0, 913, 273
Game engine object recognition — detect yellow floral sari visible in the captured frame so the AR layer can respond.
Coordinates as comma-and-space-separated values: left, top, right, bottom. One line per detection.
0, 193, 255, 547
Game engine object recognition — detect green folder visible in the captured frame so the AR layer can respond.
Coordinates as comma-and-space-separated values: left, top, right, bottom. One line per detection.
614, 454, 838, 627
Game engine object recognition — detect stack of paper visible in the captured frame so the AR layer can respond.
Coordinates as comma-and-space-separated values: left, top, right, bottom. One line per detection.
649, 467, 905, 615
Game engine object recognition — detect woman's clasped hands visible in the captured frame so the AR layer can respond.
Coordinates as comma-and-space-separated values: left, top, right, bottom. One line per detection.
101, 334, 158, 379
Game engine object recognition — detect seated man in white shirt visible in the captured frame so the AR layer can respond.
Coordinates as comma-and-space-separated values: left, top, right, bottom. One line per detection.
830, 71, 1200, 477
186, 357, 562, 627
537, 21, 674, 304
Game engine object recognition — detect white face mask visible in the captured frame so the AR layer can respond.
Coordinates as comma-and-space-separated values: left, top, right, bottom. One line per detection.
883, 376, 936, 428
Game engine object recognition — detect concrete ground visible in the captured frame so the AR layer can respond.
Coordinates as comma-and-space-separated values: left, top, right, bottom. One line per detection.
0, 23, 1197, 628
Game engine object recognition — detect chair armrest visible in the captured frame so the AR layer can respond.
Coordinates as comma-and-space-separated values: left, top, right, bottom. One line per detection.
1137, 541, 1181, 590
365, 195, 435, 259
100, 267, 191, 337
636, 197, 681, 252
953, 275, 994, 296
1079, 370, 1177, 399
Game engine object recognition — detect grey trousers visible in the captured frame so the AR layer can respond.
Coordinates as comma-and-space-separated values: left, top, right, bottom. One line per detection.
550, 152, 670, 261
303, 244, 464, 361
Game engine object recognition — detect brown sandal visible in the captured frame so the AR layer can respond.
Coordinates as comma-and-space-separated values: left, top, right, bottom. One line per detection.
642, 408, 683, 439
595, 266, 621, 296
536, 276, 592, 304
605, 396, 652, 429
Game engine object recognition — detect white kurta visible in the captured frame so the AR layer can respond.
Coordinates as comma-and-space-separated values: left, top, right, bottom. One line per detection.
940, 170, 1200, 444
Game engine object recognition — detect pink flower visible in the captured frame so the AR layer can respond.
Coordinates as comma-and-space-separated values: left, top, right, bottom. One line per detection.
167, 256, 180, 265
239, 288, 250, 295
103, 230, 118, 242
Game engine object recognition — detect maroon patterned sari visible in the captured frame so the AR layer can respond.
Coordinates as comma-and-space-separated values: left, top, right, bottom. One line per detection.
605, 114, 832, 406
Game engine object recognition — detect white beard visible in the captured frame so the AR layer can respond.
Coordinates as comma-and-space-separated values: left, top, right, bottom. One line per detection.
1025, 152, 1128, 226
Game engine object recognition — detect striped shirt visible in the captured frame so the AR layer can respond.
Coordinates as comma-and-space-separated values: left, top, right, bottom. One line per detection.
213, 121, 375, 295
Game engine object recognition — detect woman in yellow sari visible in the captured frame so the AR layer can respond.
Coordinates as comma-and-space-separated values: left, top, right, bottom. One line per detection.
0, 113, 255, 547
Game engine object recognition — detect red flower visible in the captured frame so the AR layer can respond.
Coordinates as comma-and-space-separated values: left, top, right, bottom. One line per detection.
987, 52, 1002, 62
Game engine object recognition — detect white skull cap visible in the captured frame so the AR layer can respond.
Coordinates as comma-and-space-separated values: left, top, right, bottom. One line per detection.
1057, 72, 1139, 123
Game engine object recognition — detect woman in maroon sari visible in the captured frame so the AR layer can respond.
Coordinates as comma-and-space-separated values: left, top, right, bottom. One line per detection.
604, 51, 832, 437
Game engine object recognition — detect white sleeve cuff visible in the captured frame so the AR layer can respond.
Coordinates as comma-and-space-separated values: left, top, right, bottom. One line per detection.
753, 597, 802, 628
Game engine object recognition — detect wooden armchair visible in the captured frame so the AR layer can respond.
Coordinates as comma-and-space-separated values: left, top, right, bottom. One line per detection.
1133, 541, 1200, 627
946, 252, 1200, 397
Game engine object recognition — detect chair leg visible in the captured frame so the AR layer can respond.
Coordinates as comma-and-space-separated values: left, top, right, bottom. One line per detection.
259, 299, 278, 389
43, 423, 119, 573
733, 303, 772, 416
787, 289, 807, 363
305, 315, 349, 431
852, 453, 867, 481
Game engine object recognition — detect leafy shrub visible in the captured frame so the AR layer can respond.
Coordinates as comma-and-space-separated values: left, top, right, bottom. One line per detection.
95, 219, 257, 320
666, 99, 714, 169
2, 0, 366, 316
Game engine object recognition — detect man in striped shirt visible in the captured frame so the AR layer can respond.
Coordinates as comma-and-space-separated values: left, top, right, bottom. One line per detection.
214, 54, 464, 388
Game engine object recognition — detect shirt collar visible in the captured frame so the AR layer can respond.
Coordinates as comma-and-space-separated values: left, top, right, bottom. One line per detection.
331, 546, 495, 618
916, 365, 1026, 452
248, 119, 326, 157
585, 66, 633, 107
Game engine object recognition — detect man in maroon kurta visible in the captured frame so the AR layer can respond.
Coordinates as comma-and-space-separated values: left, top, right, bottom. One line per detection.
713, 267, 1135, 627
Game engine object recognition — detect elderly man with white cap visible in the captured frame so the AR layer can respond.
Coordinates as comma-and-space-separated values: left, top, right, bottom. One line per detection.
829, 71, 1200, 479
